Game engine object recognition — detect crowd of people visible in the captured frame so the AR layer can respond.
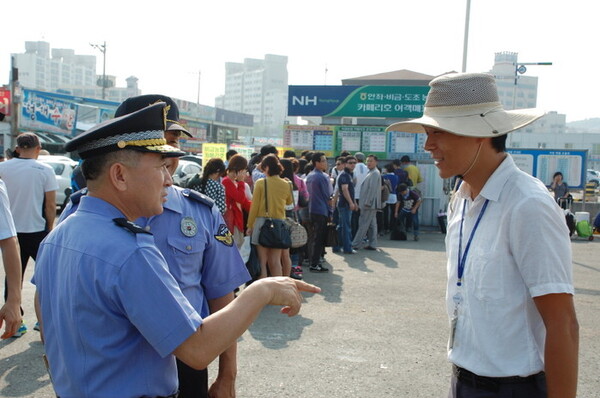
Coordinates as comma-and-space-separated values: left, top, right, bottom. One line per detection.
186, 143, 425, 281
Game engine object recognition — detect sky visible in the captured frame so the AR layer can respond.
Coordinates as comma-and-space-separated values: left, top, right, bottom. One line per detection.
2, 0, 599, 122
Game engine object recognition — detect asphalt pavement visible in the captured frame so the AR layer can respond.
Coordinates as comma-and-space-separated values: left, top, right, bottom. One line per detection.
1, 229, 599, 397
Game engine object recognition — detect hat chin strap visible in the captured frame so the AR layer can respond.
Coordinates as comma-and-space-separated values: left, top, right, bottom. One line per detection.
457, 142, 483, 179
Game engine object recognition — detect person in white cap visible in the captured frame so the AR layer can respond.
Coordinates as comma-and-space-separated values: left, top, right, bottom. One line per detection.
387, 73, 578, 398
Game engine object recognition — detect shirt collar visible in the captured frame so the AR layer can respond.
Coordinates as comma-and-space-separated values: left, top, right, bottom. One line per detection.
162, 185, 183, 214
78, 195, 127, 219
456, 154, 516, 202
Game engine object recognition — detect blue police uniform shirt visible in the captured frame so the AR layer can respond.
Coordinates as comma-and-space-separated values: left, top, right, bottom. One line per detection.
59, 185, 250, 318
136, 185, 250, 317
32, 196, 202, 398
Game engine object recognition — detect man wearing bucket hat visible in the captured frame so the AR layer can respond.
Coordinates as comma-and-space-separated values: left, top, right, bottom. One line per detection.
387, 73, 578, 398
32, 102, 320, 398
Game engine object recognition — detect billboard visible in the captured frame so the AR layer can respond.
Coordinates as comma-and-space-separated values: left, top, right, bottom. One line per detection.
0, 88, 10, 117
288, 85, 429, 118
507, 149, 588, 188
20, 90, 77, 135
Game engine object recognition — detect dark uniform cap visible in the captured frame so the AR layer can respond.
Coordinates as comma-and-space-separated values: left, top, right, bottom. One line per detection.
115, 94, 192, 137
65, 102, 185, 159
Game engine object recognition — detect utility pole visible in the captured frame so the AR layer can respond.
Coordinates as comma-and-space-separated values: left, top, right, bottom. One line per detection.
9, 55, 20, 150
197, 70, 201, 105
461, 0, 471, 72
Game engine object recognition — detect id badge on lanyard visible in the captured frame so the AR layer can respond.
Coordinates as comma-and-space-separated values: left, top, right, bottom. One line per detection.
449, 198, 489, 350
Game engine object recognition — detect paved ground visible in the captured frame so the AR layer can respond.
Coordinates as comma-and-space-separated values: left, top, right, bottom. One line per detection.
1, 230, 599, 397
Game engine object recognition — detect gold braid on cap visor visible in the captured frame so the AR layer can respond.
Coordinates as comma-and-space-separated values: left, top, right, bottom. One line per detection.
117, 138, 168, 149
76, 130, 166, 153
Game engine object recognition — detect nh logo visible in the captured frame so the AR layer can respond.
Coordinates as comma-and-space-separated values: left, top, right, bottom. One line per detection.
292, 96, 317, 106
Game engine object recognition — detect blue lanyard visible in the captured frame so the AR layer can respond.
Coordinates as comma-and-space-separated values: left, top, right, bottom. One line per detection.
457, 198, 490, 287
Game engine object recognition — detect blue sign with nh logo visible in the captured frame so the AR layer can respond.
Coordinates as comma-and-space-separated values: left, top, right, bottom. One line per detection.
288, 86, 360, 116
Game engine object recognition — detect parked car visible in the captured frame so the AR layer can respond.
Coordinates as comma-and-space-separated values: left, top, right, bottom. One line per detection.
172, 159, 202, 188
180, 154, 203, 167
587, 169, 600, 188
38, 155, 78, 209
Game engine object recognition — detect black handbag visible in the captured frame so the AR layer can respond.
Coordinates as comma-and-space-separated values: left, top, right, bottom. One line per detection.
258, 179, 292, 249
325, 222, 339, 247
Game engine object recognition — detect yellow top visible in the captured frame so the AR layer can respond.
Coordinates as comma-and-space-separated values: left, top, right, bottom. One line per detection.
247, 176, 293, 228
405, 164, 423, 185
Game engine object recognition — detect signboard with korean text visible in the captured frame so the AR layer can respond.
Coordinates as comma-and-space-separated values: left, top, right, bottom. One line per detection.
202, 143, 227, 167
288, 85, 429, 118
284, 125, 315, 150
335, 127, 362, 154
20, 89, 77, 135
312, 129, 334, 156
361, 129, 387, 154
229, 145, 255, 160
389, 131, 417, 154
507, 149, 587, 188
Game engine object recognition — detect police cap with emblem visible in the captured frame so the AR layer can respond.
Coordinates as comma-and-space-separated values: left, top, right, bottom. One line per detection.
65, 102, 185, 159
115, 94, 192, 137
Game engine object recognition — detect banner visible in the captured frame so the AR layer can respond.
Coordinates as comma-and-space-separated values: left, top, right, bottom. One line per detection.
507, 149, 588, 188
0, 89, 10, 117
288, 85, 429, 118
202, 143, 228, 167
20, 90, 77, 135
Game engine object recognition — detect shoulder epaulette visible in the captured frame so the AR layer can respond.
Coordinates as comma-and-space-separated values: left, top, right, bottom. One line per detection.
181, 188, 214, 208
113, 218, 152, 235
70, 188, 88, 205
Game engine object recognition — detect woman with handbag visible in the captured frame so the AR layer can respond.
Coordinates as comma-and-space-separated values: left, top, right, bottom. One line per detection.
280, 158, 309, 280
222, 155, 252, 249
247, 154, 293, 279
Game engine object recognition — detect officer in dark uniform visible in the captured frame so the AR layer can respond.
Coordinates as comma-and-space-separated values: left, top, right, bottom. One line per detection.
33, 102, 320, 398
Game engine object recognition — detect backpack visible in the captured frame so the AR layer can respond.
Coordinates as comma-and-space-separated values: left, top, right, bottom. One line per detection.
381, 177, 392, 204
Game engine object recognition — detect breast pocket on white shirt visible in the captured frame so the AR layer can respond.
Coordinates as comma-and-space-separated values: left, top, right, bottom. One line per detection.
470, 248, 506, 301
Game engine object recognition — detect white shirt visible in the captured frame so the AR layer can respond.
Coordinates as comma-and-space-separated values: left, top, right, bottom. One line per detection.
446, 154, 573, 377
353, 162, 368, 200
0, 180, 17, 240
0, 158, 58, 233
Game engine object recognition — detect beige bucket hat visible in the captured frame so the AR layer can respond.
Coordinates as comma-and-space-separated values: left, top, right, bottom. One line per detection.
386, 72, 544, 137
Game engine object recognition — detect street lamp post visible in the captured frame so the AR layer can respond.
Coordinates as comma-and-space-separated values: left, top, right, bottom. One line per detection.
462, 0, 471, 72
511, 61, 552, 110
90, 41, 107, 100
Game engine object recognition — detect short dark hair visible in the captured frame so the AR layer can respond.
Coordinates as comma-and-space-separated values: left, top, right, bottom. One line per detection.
226, 149, 238, 160
82, 149, 142, 181
400, 155, 410, 163
311, 152, 326, 166
367, 154, 378, 161
490, 135, 507, 153
261, 154, 283, 176
260, 144, 278, 157
385, 163, 395, 173
345, 155, 356, 163
283, 150, 297, 158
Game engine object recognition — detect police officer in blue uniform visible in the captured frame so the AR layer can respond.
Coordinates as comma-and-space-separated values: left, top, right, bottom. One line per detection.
60, 95, 250, 398
33, 102, 320, 398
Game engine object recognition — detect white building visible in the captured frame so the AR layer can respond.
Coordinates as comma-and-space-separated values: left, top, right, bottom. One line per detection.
12, 41, 139, 102
221, 54, 289, 138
